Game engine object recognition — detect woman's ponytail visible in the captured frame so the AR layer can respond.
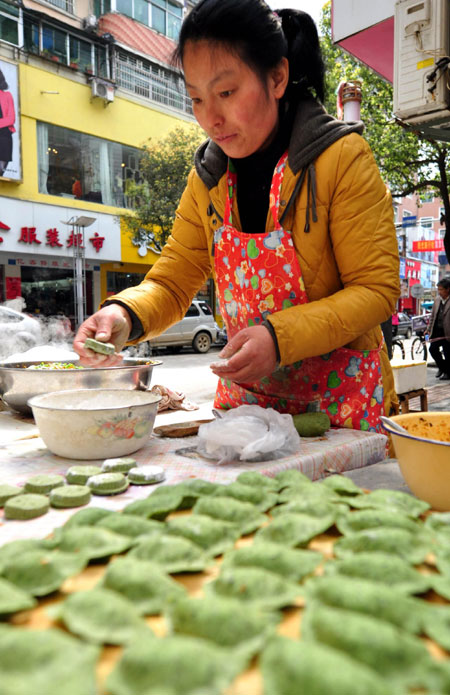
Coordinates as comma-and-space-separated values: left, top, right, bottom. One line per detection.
278, 9, 325, 104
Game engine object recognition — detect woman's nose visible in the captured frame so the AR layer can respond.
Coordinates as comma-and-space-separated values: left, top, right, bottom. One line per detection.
203, 101, 224, 130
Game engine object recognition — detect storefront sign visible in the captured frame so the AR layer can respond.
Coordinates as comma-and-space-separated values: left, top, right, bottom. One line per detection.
5, 276, 21, 299
0, 198, 120, 261
412, 239, 444, 252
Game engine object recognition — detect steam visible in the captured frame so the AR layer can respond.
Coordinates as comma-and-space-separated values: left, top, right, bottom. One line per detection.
1, 298, 77, 363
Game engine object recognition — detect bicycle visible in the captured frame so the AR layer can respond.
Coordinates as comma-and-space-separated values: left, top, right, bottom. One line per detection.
392, 337, 405, 360
411, 330, 428, 361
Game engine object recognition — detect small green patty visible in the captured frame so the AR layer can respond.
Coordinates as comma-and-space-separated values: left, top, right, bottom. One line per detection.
101, 458, 137, 473
4, 493, 49, 520
0, 484, 24, 507
66, 465, 102, 485
87, 472, 129, 496
128, 465, 166, 484
24, 474, 65, 495
50, 485, 92, 508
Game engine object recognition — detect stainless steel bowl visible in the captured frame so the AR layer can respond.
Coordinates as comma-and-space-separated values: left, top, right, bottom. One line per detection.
0, 358, 162, 415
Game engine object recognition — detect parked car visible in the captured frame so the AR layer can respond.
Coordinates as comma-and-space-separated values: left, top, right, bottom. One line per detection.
148, 300, 218, 353
0, 305, 43, 359
393, 311, 413, 339
215, 324, 227, 346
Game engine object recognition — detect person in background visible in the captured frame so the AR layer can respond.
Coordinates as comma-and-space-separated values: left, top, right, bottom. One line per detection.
0, 67, 15, 178
391, 310, 399, 337
73, 0, 400, 429
428, 278, 450, 380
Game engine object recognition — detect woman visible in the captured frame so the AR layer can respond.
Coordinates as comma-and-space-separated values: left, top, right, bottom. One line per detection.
74, 0, 400, 430
0, 67, 15, 177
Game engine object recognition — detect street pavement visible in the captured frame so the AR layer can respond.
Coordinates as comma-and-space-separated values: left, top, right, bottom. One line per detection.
152, 342, 449, 495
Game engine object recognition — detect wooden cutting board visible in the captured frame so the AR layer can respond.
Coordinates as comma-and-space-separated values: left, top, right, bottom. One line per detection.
152, 419, 214, 437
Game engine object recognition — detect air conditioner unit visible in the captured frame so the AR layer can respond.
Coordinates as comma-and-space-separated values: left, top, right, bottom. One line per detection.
394, 0, 450, 124
82, 14, 99, 31
91, 78, 115, 103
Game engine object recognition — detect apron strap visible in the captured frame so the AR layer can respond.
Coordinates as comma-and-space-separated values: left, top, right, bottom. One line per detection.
279, 167, 307, 226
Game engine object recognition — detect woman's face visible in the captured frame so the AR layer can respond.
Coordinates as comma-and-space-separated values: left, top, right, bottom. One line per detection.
183, 40, 288, 158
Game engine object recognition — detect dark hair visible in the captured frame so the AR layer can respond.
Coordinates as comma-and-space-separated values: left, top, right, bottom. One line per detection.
438, 278, 450, 291
0, 69, 8, 91
173, 0, 324, 106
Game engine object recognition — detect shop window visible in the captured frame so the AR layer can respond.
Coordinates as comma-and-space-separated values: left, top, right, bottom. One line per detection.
37, 122, 143, 209
0, 0, 19, 45
107, 271, 145, 295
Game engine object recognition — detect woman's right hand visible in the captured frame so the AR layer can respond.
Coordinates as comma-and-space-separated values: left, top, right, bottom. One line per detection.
73, 304, 133, 366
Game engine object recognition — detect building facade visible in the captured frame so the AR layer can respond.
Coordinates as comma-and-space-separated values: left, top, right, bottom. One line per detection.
0, 0, 200, 328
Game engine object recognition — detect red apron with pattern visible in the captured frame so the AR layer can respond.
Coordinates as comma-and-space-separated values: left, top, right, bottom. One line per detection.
213, 152, 385, 432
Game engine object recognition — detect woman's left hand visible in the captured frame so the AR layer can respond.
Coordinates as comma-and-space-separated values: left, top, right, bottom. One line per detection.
210, 325, 277, 383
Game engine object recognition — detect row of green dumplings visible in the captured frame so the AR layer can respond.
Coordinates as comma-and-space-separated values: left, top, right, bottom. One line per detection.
0, 468, 449, 694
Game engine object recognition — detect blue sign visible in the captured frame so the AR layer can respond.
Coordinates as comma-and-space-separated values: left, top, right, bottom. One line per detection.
402, 215, 417, 227
399, 257, 406, 279
439, 253, 448, 265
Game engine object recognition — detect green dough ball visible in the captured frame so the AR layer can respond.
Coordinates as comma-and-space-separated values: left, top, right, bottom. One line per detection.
24, 474, 65, 494
49, 485, 92, 509
83, 337, 115, 355
87, 472, 129, 496
0, 484, 24, 507
292, 412, 331, 437
66, 465, 102, 485
4, 493, 49, 520
101, 457, 137, 473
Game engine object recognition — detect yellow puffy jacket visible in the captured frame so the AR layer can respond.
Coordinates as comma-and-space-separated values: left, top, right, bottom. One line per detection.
108, 100, 400, 414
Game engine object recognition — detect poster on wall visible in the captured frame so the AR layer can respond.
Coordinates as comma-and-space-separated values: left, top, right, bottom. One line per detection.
0, 59, 22, 182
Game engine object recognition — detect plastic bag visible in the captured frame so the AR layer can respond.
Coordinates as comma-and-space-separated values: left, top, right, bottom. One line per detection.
196, 404, 301, 465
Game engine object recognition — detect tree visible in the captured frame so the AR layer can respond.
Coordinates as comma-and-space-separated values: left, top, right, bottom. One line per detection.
320, 1, 450, 261
123, 125, 205, 254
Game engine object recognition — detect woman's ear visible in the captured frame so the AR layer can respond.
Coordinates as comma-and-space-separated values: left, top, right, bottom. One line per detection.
270, 57, 289, 99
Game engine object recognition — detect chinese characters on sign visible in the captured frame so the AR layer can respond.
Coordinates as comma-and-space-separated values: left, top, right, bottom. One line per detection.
412, 240, 444, 252
7, 225, 105, 252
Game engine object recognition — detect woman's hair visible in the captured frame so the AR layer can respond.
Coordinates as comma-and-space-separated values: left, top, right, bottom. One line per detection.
172, 0, 324, 105
0, 69, 8, 91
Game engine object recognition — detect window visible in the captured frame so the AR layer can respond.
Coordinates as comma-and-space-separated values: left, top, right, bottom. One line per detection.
419, 190, 434, 204
93, 0, 111, 16
43, 0, 74, 14
113, 0, 182, 39
0, 0, 19, 46
23, 16, 107, 76
185, 304, 200, 317
420, 216, 433, 228
440, 229, 446, 239
37, 122, 143, 209
115, 49, 191, 114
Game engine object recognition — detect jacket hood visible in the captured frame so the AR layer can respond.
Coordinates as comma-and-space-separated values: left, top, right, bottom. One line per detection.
194, 97, 364, 190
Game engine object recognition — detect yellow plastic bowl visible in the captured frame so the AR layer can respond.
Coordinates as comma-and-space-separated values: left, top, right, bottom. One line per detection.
382, 412, 450, 511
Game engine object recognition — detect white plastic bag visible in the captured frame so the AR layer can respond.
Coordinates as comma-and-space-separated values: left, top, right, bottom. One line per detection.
196, 404, 300, 465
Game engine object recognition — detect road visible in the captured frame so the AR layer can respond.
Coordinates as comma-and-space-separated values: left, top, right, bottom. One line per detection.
151, 346, 222, 406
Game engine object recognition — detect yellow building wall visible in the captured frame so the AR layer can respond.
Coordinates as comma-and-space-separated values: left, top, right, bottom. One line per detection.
0, 61, 193, 218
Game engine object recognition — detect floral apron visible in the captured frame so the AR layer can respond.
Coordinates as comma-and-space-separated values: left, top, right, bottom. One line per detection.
213, 152, 384, 432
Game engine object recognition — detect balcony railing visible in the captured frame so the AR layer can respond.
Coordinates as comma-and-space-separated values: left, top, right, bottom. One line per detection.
114, 53, 193, 116
43, 0, 75, 13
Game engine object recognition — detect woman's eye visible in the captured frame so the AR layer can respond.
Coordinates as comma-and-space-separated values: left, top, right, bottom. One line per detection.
190, 97, 201, 104
220, 90, 233, 98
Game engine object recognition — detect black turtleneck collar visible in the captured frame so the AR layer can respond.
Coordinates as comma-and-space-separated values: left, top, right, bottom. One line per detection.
231, 117, 291, 235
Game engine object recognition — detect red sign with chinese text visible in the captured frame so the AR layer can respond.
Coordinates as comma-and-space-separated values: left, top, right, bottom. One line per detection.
412, 240, 444, 252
